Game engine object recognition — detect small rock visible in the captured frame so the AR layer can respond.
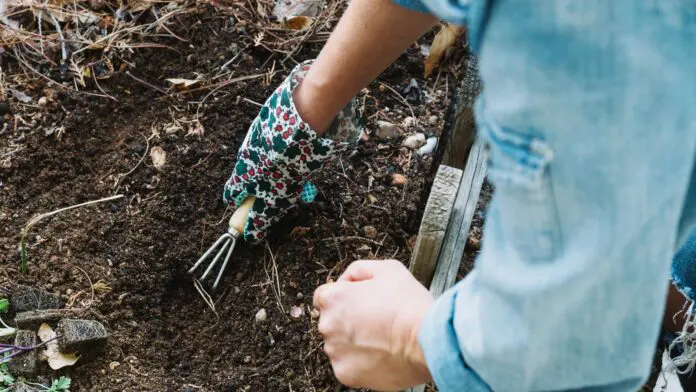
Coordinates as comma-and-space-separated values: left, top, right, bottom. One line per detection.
363, 226, 378, 239
56, 319, 109, 358
428, 115, 439, 126
8, 330, 38, 377
109, 361, 120, 370
11, 285, 64, 312
243, 355, 251, 363
391, 174, 407, 186
0, 101, 10, 115
14, 309, 84, 330
417, 137, 438, 155
402, 133, 426, 150
37, 97, 49, 107
376, 121, 403, 139
296, 292, 304, 300
255, 308, 268, 323
290, 306, 304, 319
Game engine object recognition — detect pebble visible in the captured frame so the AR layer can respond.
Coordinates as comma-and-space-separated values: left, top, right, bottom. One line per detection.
418, 137, 438, 155
38, 97, 48, 107
255, 308, 268, 323
376, 121, 403, 139
290, 306, 304, 318
0, 101, 10, 115
402, 133, 426, 150
296, 292, 304, 299
363, 226, 378, 239
391, 173, 407, 186
428, 115, 439, 126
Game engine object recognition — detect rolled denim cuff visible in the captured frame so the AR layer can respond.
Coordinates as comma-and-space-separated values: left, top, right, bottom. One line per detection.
418, 285, 491, 391
391, 0, 431, 14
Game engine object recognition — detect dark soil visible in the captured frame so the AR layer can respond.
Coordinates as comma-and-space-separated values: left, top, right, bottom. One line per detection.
0, 4, 469, 391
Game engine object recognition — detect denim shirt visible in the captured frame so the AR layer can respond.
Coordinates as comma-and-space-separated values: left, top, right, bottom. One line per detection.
392, 1, 696, 391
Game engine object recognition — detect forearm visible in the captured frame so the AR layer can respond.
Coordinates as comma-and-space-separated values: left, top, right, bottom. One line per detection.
294, 0, 437, 134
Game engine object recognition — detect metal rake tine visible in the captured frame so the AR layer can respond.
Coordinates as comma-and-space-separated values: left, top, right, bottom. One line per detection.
200, 237, 232, 281
189, 233, 231, 274
212, 236, 238, 290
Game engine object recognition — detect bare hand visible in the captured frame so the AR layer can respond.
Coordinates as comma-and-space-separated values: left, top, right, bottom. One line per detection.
313, 259, 434, 390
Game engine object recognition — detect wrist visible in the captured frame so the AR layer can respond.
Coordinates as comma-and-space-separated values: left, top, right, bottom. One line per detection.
405, 305, 434, 384
292, 75, 336, 136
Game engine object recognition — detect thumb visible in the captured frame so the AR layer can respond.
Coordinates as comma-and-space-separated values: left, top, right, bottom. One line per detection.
338, 259, 396, 282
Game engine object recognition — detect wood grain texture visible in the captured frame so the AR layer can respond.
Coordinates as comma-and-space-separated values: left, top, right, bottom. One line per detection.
408, 165, 462, 287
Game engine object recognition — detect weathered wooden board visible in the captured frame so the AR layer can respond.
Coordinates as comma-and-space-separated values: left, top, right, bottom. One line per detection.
408, 165, 463, 287
429, 135, 487, 297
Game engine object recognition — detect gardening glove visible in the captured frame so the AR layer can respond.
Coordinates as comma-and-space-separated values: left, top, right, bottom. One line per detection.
222, 60, 362, 243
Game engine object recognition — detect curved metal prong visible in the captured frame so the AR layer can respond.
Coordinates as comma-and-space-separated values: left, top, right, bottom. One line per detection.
200, 237, 231, 281
212, 237, 238, 290
189, 233, 231, 274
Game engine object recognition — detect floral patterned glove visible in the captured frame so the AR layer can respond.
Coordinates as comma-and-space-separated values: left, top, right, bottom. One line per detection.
222, 60, 362, 243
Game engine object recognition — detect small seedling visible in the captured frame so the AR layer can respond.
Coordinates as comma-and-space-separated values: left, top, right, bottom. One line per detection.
41, 376, 71, 392
0, 300, 8, 314
19, 195, 124, 273
0, 362, 14, 389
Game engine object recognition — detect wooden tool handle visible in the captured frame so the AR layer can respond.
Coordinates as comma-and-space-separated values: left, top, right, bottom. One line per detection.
229, 197, 255, 234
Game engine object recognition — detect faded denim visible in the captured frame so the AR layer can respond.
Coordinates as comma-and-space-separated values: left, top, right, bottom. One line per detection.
393, 0, 696, 391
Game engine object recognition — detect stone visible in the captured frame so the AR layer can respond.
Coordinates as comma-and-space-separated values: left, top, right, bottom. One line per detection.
363, 226, 378, 239
14, 309, 84, 330
10, 285, 64, 312
56, 319, 108, 357
417, 137, 438, 155
402, 133, 426, 150
375, 121, 403, 139
391, 173, 407, 186
7, 330, 38, 377
255, 309, 268, 323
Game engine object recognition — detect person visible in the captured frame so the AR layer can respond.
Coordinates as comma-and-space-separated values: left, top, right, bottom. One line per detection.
222, 0, 696, 390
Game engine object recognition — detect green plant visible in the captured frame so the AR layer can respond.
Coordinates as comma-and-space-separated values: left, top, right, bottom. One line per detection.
0, 300, 7, 314
0, 362, 15, 391
42, 376, 71, 392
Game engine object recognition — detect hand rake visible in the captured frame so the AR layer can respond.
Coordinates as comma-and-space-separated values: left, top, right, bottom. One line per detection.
189, 197, 255, 290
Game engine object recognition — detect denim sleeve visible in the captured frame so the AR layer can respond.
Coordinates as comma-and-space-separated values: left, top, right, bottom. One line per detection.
391, 0, 431, 14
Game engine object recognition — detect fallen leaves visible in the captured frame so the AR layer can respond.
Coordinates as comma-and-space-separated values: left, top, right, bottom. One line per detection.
280, 15, 313, 31
424, 23, 464, 78
38, 323, 79, 370
165, 78, 201, 90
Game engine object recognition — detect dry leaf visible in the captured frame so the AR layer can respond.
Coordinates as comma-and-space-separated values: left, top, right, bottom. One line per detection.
165, 78, 201, 90
424, 24, 464, 78
281, 15, 313, 31
38, 323, 79, 370
256, 1, 267, 18
150, 146, 167, 170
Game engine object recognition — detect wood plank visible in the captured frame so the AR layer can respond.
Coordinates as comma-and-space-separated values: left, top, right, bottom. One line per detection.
408, 165, 463, 287
404, 139, 487, 392
439, 53, 482, 170
429, 134, 487, 296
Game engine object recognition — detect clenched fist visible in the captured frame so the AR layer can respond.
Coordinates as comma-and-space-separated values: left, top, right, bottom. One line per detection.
313, 259, 435, 390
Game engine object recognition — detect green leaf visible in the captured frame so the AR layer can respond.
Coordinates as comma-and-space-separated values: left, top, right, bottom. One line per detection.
0, 299, 8, 314
0, 363, 14, 386
52, 376, 71, 391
